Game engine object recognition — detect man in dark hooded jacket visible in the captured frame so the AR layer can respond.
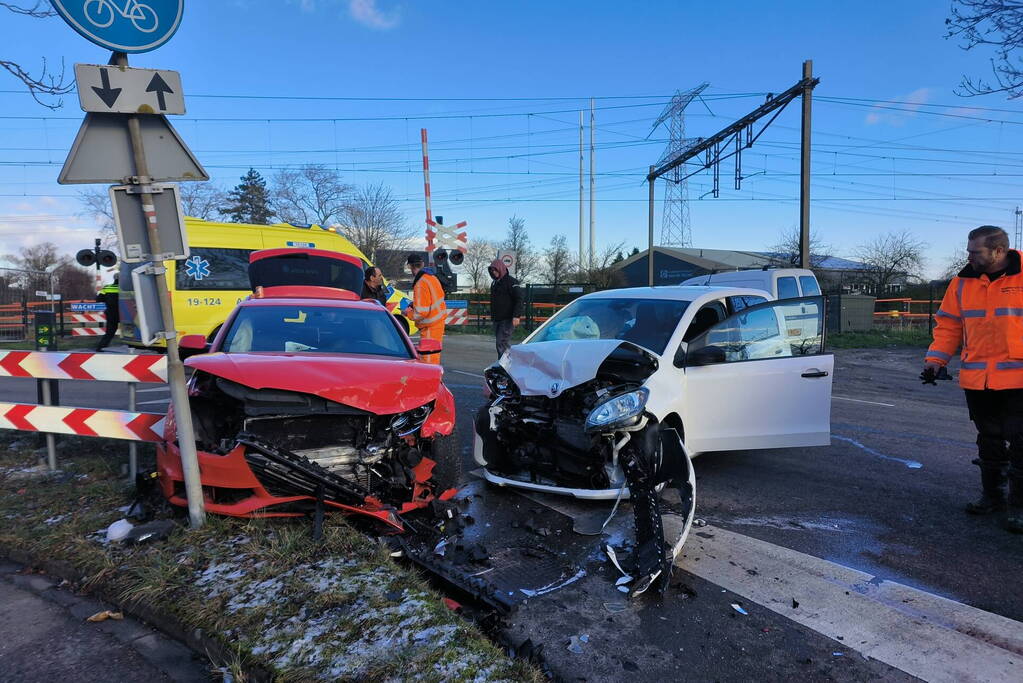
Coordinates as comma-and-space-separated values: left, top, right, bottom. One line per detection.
488, 258, 522, 358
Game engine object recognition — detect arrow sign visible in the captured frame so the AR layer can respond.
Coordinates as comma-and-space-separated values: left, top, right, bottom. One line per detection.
146, 73, 173, 111
91, 68, 122, 109
74, 64, 184, 115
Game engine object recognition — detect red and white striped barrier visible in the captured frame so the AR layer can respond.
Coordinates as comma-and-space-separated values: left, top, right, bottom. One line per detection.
420, 128, 468, 254
0, 351, 166, 383
70, 313, 105, 324
0, 403, 165, 442
71, 327, 104, 337
445, 308, 467, 326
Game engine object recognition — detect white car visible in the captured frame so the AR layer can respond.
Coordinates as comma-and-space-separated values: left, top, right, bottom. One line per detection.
473, 285, 833, 593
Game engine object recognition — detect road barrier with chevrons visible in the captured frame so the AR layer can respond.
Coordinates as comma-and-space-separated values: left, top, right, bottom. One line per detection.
0, 350, 168, 471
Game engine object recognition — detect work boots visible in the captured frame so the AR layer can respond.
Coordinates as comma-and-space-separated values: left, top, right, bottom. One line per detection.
965, 461, 1007, 515
1004, 473, 1023, 534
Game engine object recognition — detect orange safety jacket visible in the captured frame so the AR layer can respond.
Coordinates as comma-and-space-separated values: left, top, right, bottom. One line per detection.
926, 249, 1023, 390
411, 270, 447, 328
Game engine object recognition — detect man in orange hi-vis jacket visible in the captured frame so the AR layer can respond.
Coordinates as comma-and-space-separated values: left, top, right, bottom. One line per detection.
925, 225, 1023, 533
403, 253, 446, 365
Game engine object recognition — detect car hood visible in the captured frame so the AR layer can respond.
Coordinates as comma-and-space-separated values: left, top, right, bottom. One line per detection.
500, 339, 658, 398
187, 352, 443, 414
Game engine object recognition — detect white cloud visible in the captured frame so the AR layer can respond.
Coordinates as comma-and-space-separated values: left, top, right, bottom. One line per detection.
864, 87, 932, 127
348, 0, 399, 29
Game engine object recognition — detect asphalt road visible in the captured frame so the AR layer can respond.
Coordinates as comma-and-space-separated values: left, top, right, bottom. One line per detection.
2, 337, 1022, 681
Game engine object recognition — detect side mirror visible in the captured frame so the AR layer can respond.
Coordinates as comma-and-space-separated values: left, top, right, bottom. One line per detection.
179, 334, 210, 356
416, 337, 442, 359
673, 343, 687, 368
686, 344, 725, 366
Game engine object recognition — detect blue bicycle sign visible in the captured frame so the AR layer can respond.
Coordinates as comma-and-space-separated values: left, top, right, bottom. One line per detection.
50, 0, 183, 53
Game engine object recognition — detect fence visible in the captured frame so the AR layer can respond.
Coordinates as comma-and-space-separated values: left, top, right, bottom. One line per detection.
0, 267, 56, 342
0, 349, 167, 476
455, 282, 596, 332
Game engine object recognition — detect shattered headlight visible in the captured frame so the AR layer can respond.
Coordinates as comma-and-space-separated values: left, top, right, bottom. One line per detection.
390, 402, 433, 437
484, 365, 519, 397
585, 388, 649, 432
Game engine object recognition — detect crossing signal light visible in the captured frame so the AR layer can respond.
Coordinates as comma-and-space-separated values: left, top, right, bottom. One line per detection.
98, 250, 117, 268
448, 250, 464, 266
76, 249, 96, 267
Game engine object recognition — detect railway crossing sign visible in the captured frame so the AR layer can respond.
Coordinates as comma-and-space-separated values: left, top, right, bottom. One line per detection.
74, 63, 184, 114
50, 0, 185, 53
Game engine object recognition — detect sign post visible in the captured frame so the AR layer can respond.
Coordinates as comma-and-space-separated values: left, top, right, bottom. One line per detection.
52, 0, 205, 529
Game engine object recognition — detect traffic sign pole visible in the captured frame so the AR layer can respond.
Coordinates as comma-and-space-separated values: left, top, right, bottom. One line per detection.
115, 50, 204, 529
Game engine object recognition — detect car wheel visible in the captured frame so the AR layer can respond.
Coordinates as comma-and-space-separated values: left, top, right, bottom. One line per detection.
428, 434, 463, 489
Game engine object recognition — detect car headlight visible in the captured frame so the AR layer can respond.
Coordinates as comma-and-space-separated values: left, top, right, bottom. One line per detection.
484, 365, 519, 397
585, 388, 649, 432
390, 402, 433, 436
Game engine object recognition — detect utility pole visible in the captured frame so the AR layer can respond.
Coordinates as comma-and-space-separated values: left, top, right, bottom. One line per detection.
650, 84, 708, 247
799, 59, 813, 269
589, 97, 595, 269
117, 52, 204, 529
648, 165, 655, 286
1015, 206, 1022, 251
579, 110, 585, 270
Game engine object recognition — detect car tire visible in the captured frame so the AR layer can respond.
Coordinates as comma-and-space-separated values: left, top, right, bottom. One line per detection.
428, 434, 463, 489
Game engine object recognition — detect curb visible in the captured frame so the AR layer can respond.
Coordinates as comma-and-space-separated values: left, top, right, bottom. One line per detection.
2, 546, 273, 683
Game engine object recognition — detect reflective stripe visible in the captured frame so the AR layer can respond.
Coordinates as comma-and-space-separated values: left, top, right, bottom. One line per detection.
996, 361, 1023, 370
995, 308, 1023, 316
420, 312, 445, 325
927, 349, 952, 361
936, 309, 960, 320
961, 361, 987, 370
961, 309, 987, 318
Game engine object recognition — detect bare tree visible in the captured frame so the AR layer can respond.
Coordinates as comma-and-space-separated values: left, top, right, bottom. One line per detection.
501, 215, 536, 282
1, 2, 73, 109
541, 234, 574, 291
574, 241, 627, 290
938, 248, 968, 281
340, 183, 414, 259
4, 241, 66, 272
179, 182, 227, 220
768, 225, 834, 268
462, 238, 497, 293
76, 189, 117, 247
271, 164, 351, 226
947, 0, 1023, 98
853, 230, 927, 296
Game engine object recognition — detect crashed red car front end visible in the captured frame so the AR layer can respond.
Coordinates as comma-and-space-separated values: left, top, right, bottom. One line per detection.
157, 291, 456, 532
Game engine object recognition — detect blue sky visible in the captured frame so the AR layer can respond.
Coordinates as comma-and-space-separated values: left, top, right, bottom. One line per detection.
1, 0, 1020, 277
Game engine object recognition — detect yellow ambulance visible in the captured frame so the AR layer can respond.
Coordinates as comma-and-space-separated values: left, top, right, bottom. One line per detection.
119, 218, 415, 346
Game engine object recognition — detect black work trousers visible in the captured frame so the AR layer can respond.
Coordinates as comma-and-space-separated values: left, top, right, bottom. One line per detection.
494, 319, 514, 359
964, 388, 1023, 502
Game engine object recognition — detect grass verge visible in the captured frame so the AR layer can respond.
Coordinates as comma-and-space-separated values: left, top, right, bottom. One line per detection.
828, 328, 931, 349
0, 433, 541, 682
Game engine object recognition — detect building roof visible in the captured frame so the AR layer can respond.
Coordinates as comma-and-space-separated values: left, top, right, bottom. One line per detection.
615, 246, 868, 273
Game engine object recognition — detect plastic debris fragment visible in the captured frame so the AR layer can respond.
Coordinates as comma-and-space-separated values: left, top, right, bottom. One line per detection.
731, 603, 748, 615
105, 519, 133, 543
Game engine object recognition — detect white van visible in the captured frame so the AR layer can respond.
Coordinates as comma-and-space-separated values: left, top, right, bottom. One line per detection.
680, 268, 821, 300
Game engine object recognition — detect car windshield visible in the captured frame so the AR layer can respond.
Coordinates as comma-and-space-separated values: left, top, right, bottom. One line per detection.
222, 305, 412, 358
528, 297, 689, 354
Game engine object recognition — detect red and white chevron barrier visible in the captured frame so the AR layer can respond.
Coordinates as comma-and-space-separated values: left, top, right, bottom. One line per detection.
71, 327, 104, 336
0, 403, 165, 442
0, 351, 166, 383
445, 308, 467, 326
70, 313, 105, 324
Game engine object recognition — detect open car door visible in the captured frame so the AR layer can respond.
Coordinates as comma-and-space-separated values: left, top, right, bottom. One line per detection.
681, 296, 832, 454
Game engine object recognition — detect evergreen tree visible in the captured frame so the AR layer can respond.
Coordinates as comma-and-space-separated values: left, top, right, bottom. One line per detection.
223, 168, 273, 224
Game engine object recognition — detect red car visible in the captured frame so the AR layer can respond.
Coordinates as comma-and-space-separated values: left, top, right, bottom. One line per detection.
157, 250, 455, 532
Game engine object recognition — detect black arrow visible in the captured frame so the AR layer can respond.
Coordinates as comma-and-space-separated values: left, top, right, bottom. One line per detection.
91, 68, 121, 109
146, 73, 174, 111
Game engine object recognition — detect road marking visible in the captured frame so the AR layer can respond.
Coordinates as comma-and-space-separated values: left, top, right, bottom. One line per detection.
675, 524, 1023, 682
136, 398, 169, 406
136, 386, 169, 394
448, 369, 484, 379
833, 395, 895, 407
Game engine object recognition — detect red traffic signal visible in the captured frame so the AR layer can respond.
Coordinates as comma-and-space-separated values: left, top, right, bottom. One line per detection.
448, 250, 464, 266
434, 248, 448, 264
98, 250, 117, 268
